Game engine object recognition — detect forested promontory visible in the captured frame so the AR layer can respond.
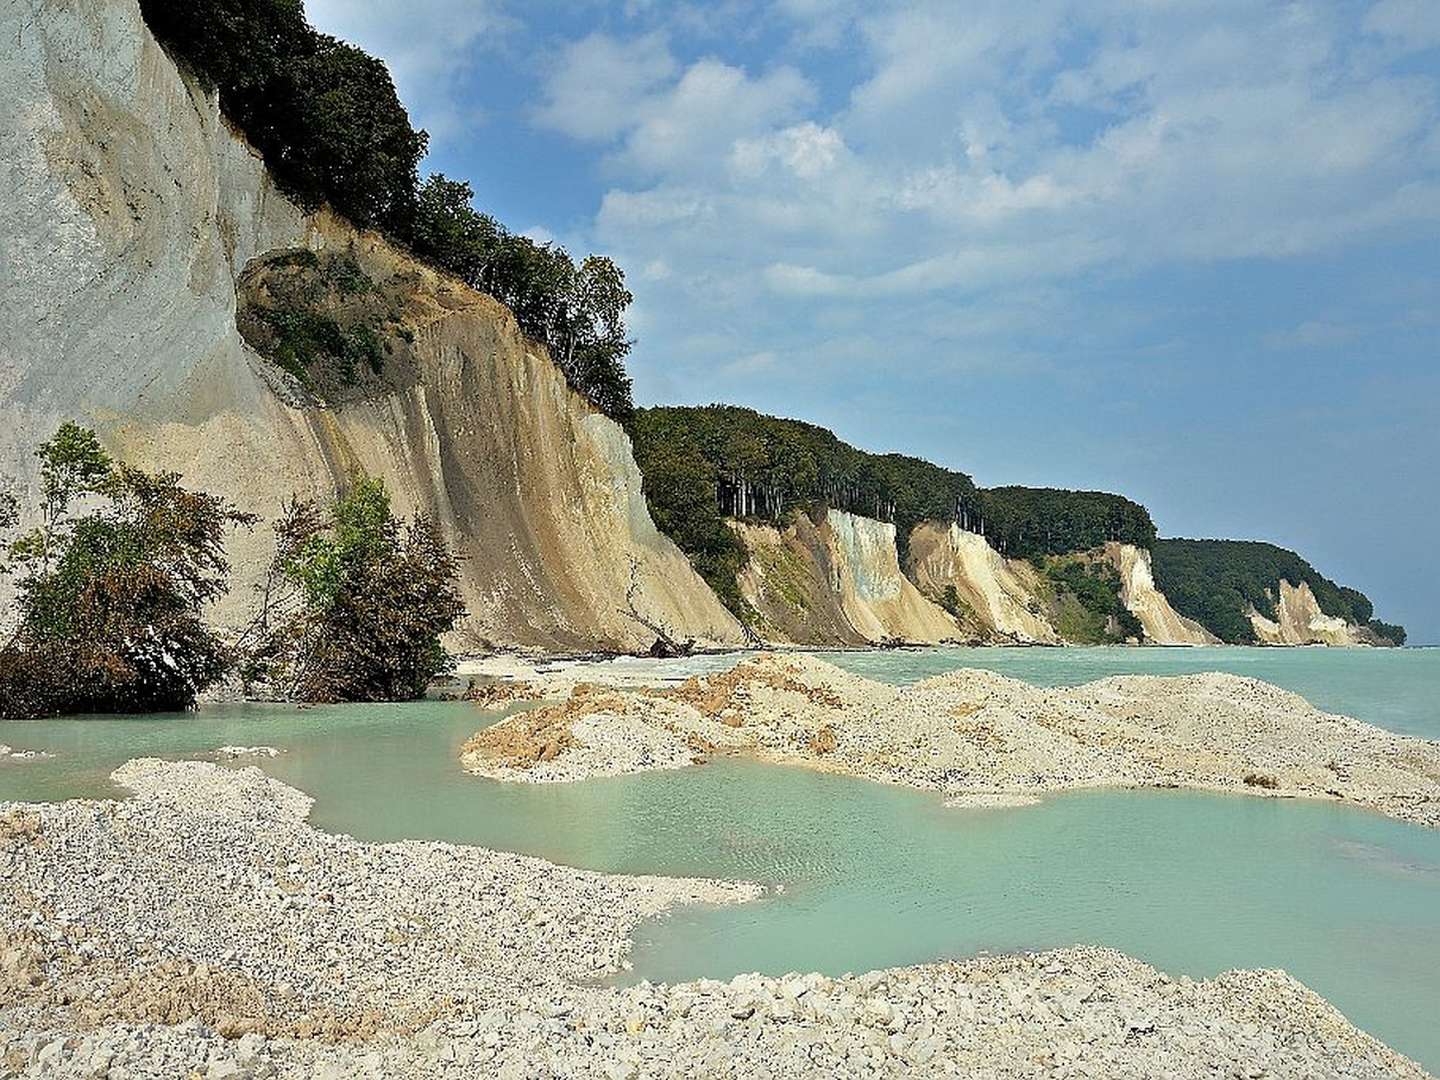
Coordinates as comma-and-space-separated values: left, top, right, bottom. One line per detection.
1151, 540, 1405, 645
628, 406, 1404, 646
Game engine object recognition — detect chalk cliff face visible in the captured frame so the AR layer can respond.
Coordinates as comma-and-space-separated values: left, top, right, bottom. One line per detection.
1103, 543, 1219, 646
732, 511, 958, 645
0, 0, 741, 651
1249, 581, 1371, 647
826, 511, 959, 643
906, 523, 1061, 644
732, 517, 868, 646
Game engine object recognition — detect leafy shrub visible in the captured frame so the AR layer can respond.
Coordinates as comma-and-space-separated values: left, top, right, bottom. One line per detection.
1, 424, 252, 718
241, 476, 464, 702
1243, 772, 1280, 789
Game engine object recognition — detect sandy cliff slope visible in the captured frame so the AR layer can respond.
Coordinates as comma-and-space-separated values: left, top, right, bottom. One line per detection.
0, 0, 741, 650
731, 516, 870, 646
1249, 580, 1371, 647
732, 511, 958, 645
907, 522, 1062, 643
1104, 542, 1219, 645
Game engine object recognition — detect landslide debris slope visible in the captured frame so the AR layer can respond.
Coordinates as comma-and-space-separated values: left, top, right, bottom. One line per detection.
464, 654, 1440, 829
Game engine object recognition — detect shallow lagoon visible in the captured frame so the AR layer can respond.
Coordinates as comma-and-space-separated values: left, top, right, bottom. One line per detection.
2, 646, 1438, 1068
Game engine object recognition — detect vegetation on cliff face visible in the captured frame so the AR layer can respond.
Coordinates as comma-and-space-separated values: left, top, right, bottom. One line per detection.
236, 248, 405, 393
1, 425, 252, 718
141, 0, 633, 419
239, 476, 464, 702
979, 487, 1157, 560
1034, 556, 1145, 644
1151, 539, 1404, 645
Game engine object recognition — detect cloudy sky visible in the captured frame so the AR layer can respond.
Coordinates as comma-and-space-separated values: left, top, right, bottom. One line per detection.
308, 0, 1440, 641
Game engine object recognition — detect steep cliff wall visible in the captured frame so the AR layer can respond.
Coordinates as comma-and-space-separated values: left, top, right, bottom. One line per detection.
825, 511, 960, 643
1248, 581, 1373, 646
906, 523, 1061, 644
731, 511, 958, 645
1, 0, 741, 651
731, 517, 869, 646
1103, 543, 1219, 646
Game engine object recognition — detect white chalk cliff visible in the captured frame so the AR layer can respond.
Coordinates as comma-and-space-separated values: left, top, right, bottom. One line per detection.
0, 0, 742, 651
732, 511, 960, 645
906, 523, 1062, 644
1248, 580, 1371, 647
1104, 543, 1219, 646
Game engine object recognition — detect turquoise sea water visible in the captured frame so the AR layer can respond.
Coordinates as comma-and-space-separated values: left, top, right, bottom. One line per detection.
1, 647, 1437, 1068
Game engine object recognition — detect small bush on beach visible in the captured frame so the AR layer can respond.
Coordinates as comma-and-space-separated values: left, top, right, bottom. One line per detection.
1243, 772, 1280, 790
0, 424, 252, 718
240, 475, 463, 702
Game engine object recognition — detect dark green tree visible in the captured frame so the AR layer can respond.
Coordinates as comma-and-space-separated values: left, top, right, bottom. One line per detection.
243, 476, 464, 702
1, 425, 253, 718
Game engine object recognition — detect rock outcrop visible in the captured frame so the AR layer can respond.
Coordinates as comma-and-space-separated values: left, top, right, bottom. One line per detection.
733, 510, 958, 645
907, 522, 1062, 643
1104, 542, 1219, 645
1, 0, 742, 651
1249, 580, 1373, 647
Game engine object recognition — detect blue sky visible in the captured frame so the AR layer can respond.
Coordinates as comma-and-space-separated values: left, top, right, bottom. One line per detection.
307, 0, 1440, 641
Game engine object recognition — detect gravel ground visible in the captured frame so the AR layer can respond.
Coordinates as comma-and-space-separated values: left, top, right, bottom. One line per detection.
463, 654, 1440, 829
2, 758, 1430, 1078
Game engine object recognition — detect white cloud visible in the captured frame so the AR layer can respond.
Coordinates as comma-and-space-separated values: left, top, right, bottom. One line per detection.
532, 33, 677, 141
1364, 0, 1440, 51
730, 122, 847, 180
619, 60, 814, 175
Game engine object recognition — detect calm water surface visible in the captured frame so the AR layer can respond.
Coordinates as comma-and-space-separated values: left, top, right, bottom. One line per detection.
1, 647, 1437, 1068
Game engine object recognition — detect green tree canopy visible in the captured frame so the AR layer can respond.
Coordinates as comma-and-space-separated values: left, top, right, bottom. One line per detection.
978, 487, 1157, 559
2, 425, 253, 718
243, 476, 465, 701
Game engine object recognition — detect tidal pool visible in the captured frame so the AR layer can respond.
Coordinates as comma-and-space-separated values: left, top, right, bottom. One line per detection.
2, 647, 1437, 1068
